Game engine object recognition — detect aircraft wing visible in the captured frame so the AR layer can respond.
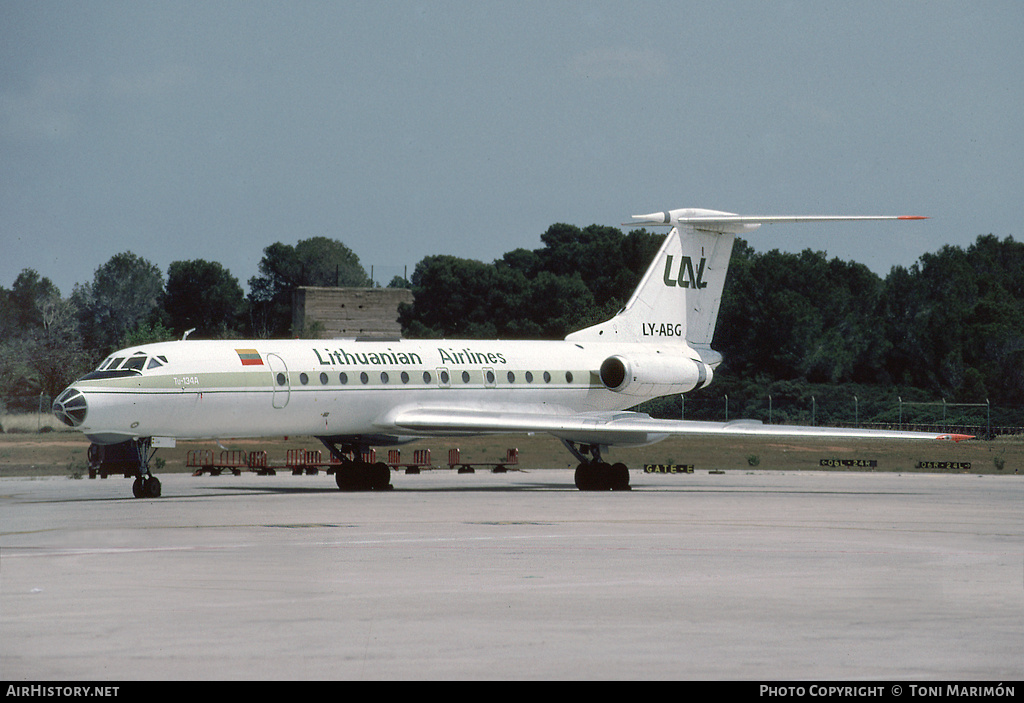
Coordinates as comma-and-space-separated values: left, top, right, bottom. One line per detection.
386, 407, 973, 447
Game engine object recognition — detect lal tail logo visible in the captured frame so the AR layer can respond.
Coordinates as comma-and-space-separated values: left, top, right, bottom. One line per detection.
662, 255, 708, 289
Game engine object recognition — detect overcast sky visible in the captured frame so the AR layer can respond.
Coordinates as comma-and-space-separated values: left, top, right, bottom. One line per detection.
3, 1, 1021, 296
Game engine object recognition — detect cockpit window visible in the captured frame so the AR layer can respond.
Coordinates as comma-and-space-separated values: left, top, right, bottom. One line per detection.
86, 353, 167, 380
123, 356, 147, 371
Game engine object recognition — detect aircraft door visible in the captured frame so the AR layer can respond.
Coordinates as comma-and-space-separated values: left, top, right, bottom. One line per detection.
267, 353, 290, 408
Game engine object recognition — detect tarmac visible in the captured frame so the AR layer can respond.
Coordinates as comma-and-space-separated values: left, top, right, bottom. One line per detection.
1, 468, 1021, 680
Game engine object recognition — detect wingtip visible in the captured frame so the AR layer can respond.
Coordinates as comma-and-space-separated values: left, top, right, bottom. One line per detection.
938, 433, 975, 442
898, 216, 929, 220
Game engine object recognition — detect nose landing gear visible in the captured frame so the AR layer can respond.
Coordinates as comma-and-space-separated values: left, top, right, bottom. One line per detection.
131, 438, 161, 498
87, 438, 163, 498
132, 473, 162, 498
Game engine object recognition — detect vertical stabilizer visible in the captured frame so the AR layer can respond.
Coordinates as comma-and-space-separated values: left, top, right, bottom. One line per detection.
566, 209, 737, 348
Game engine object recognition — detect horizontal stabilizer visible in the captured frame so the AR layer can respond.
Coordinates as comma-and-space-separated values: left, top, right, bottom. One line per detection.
629, 209, 928, 234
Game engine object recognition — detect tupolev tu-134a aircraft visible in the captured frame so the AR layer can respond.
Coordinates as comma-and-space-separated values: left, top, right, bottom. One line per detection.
53, 208, 969, 497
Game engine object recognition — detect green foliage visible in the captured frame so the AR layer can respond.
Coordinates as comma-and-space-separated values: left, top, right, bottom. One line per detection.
400, 224, 662, 340
164, 259, 246, 339
124, 319, 177, 346
74, 252, 165, 353
4, 269, 61, 335
248, 237, 373, 337
878, 235, 1024, 403
0, 270, 91, 398
716, 244, 885, 384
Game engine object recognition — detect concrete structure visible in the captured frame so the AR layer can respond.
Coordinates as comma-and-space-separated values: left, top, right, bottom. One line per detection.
292, 286, 413, 339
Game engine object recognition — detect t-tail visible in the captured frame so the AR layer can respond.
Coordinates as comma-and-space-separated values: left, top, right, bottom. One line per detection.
566, 208, 927, 363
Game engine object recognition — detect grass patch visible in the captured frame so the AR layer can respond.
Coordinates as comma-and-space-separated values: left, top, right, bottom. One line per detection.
1, 412, 72, 435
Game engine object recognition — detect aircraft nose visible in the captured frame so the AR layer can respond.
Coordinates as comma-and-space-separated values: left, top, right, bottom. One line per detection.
53, 387, 88, 428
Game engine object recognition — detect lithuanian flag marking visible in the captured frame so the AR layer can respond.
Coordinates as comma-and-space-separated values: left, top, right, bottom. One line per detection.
235, 349, 264, 366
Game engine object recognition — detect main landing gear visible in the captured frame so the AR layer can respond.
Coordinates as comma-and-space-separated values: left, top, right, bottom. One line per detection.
317, 438, 393, 491
561, 440, 631, 491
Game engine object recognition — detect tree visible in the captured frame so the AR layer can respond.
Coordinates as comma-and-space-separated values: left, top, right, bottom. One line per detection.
28, 290, 89, 398
75, 252, 164, 353
5, 269, 60, 334
247, 237, 373, 337
400, 255, 519, 339
0, 270, 90, 400
961, 235, 1024, 403
520, 224, 663, 311
715, 244, 885, 384
880, 235, 1024, 403
164, 259, 246, 338
401, 225, 663, 340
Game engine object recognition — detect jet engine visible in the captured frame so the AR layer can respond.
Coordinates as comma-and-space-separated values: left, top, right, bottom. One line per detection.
599, 353, 713, 396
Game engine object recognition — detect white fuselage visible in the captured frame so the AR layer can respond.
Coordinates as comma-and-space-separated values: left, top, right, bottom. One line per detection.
62, 337, 709, 445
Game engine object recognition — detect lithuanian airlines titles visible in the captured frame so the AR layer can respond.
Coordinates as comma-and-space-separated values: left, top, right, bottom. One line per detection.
53, 208, 963, 497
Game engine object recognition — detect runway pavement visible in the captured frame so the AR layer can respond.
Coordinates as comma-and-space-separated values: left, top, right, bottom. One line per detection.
2, 469, 1021, 680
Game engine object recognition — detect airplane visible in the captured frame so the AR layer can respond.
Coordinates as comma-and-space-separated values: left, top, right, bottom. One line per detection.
52, 207, 968, 497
